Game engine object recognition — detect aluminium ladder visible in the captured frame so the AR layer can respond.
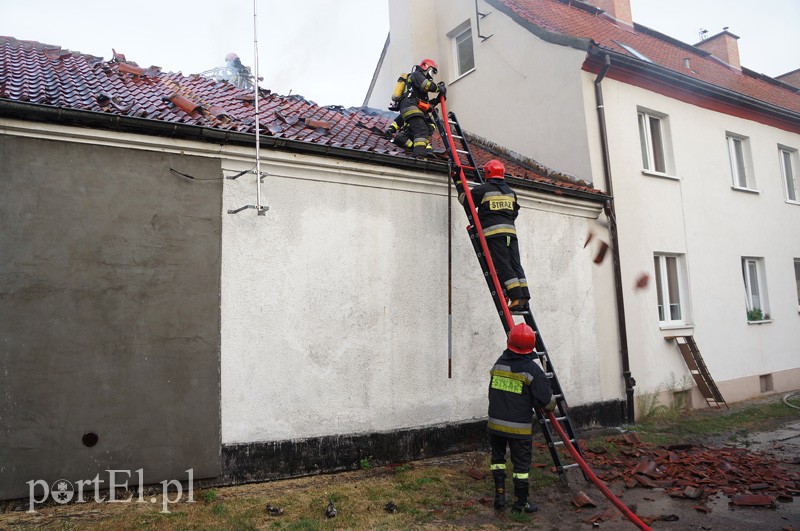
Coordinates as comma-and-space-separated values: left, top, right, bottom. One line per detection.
433, 101, 584, 485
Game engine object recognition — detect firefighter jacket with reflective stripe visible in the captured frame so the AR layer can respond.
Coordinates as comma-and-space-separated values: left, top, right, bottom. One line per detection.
471, 179, 520, 239
487, 349, 552, 439
399, 66, 441, 116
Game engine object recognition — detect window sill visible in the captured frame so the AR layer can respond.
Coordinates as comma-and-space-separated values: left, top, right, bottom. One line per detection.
731, 186, 760, 194
450, 68, 476, 85
785, 199, 800, 206
659, 323, 694, 331
747, 319, 773, 325
642, 169, 679, 180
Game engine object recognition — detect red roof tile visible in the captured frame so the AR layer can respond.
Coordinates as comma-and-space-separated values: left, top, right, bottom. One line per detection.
495, 0, 800, 115
0, 35, 604, 197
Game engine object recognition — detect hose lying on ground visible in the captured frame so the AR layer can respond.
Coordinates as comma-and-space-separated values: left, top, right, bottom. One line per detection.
783, 391, 800, 410
547, 411, 652, 531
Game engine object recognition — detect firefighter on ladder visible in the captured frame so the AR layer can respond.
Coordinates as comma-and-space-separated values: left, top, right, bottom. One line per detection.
384, 58, 446, 159
462, 159, 531, 310
488, 323, 556, 513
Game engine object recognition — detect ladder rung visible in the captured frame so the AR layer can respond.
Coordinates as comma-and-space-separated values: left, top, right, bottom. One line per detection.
562, 463, 581, 470
456, 149, 469, 154
544, 416, 567, 423
551, 438, 575, 447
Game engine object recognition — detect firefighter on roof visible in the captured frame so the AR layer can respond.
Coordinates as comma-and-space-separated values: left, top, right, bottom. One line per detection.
488, 323, 555, 513
385, 58, 446, 159
463, 160, 531, 310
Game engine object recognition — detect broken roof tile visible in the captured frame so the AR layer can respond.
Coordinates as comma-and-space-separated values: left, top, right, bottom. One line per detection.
0, 35, 605, 196
169, 92, 202, 115
117, 62, 146, 76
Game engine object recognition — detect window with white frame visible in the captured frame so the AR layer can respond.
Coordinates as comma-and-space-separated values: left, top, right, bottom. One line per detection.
451, 22, 475, 78
742, 257, 770, 321
779, 146, 799, 202
637, 110, 671, 174
653, 253, 686, 324
727, 133, 755, 190
794, 259, 800, 308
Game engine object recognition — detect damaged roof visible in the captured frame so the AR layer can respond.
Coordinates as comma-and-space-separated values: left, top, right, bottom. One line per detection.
0, 35, 603, 198
492, 0, 800, 117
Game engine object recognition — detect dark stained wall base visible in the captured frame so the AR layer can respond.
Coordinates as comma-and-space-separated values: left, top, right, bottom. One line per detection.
219, 399, 624, 485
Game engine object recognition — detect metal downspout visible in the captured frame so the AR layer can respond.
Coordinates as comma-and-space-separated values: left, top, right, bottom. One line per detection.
594, 54, 636, 423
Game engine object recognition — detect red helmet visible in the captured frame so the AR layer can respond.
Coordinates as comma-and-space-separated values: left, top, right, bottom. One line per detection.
419, 58, 439, 75
484, 159, 505, 180
507, 323, 536, 355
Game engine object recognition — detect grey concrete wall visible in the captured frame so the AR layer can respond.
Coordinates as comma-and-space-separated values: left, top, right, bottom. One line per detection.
0, 136, 222, 499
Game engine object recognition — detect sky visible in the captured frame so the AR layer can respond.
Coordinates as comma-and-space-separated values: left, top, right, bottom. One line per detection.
1, 1, 797, 108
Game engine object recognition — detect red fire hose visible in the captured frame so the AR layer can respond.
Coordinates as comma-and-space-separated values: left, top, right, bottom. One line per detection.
547, 411, 651, 530
434, 95, 650, 530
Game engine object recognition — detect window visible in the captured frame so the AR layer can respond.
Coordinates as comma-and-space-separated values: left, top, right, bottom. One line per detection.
614, 41, 652, 62
637, 110, 671, 175
451, 22, 475, 77
727, 133, 755, 190
794, 259, 800, 308
742, 257, 770, 321
779, 146, 799, 202
653, 254, 686, 324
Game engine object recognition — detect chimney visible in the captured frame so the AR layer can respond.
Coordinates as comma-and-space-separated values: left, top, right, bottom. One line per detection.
695, 29, 741, 70
592, 0, 633, 27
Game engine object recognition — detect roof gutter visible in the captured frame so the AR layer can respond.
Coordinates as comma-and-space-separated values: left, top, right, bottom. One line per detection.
594, 54, 636, 424
0, 99, 608, 204
0, 99, 426, 172
586, 47, 800, 132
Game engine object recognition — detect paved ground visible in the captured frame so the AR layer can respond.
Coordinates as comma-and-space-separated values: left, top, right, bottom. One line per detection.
557, 417, 800, 530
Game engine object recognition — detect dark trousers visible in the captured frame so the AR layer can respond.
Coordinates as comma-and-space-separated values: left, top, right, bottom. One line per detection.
406, 114, 431, 156
486, 236, 530, 301
490, 433, 532, 476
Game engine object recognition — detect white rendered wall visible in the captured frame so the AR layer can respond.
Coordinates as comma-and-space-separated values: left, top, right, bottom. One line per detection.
593, 75, 800, 398
220, 152, 605, 444
368, 0, 594, 181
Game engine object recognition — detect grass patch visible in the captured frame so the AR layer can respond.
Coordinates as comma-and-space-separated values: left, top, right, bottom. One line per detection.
211, 502, 226, 516
639, 399, 798, 437
6, 396, 795, 530
199, 488, 218, 503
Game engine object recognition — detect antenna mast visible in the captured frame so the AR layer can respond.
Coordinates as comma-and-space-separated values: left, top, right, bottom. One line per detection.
253, 0, 267, 215
227, 0, 269, 215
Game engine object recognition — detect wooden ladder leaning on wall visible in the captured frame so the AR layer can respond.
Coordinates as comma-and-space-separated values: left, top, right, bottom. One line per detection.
666, 335, 728, 409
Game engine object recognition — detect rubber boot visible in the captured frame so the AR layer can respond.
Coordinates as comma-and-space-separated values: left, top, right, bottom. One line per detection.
492, 471, 506, 510
511, 480, 538, 513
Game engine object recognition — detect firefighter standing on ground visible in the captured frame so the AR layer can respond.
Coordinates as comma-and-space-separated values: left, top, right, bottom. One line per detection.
463, 159, 531, 310
488, 323, 555, 513
385, 58, 446, 158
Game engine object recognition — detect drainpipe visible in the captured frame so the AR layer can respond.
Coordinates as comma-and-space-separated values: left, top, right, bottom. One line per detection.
594, 54, 636, 423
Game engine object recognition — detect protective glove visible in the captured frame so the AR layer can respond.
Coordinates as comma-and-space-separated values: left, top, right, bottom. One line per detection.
437, 82, 447, 96
544, 397, 557, 412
